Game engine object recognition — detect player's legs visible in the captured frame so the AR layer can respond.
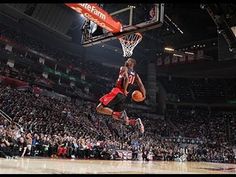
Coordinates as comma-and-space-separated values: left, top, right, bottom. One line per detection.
112, 95, 129, 123
96, 103, 113, 116
112, 96, 144, 133
113, 98, 144, 133
96, 98, 144, 133
96, 103, 121, 120
96, 91, 127, 121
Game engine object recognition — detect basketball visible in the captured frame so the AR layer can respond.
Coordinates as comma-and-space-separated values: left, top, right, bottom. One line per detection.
132, 90, 144, 102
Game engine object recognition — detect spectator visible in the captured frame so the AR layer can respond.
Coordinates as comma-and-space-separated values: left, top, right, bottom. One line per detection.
18, 136, 27, 158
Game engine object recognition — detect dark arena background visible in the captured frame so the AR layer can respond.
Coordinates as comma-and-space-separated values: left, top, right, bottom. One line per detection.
0, 3, 236, 174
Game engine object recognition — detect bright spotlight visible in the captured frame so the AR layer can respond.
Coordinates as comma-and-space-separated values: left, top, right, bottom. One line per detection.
164, 47, 174, 51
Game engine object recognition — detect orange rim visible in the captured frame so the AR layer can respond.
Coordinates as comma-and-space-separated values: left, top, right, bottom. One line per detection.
118, 32, 142, 44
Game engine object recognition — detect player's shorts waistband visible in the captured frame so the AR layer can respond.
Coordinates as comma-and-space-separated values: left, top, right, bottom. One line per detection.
112, 87, 125, 94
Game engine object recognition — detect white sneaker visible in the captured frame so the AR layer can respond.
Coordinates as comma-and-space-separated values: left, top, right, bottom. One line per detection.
137, 118, 145, 134
121, 110, 129, 125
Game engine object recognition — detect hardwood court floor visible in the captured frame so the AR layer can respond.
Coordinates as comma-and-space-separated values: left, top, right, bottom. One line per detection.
0, 158, 236, 174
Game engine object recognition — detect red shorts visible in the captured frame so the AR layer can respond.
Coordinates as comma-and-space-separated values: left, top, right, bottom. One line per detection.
99, 87, 124, 106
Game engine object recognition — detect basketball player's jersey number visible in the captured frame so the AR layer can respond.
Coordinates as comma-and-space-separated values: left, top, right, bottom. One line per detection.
128, 75, 135, 84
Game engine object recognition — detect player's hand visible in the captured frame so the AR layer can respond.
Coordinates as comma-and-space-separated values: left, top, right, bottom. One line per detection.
142, 94, 146, 100
124, 90, 129, 96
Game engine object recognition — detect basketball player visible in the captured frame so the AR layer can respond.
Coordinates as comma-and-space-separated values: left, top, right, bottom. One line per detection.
96, 58, 146, 134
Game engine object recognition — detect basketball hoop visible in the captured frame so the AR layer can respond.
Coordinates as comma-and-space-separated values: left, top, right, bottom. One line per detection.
118, 32, 142, 57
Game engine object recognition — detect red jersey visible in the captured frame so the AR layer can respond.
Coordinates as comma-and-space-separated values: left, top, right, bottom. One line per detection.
99, 67, 136, 105
115, 67, 136, 92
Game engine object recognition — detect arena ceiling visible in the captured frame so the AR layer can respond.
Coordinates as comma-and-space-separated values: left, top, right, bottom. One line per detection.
67, 3, 218, 48
0, 3, 221, 58
1, 3, 235, 77
65, 3, 221, 65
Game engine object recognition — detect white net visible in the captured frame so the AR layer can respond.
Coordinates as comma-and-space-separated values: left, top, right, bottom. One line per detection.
118, 32, 142, 57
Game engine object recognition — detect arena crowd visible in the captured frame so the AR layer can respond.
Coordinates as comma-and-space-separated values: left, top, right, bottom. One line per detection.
0, 21, 235, 163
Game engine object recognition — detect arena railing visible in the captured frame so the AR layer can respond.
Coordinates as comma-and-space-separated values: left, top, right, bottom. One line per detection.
0, 109, 21, 129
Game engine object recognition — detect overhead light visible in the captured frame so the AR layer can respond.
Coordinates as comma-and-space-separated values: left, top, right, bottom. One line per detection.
231, 26, 236, 37
178, 28, 184, 34
200, 4, 206, 10
173, 54, 183, 57
217, 29, 224, 34
128, 5, 136, 8
80, 14, 85, 19
185, 52, 194, 55
164, 47, 174, 51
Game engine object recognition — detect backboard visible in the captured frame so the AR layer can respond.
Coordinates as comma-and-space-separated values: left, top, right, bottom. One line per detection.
78, 4, 164, 47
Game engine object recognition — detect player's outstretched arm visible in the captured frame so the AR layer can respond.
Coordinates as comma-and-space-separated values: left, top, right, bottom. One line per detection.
135, 74, 146, 100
